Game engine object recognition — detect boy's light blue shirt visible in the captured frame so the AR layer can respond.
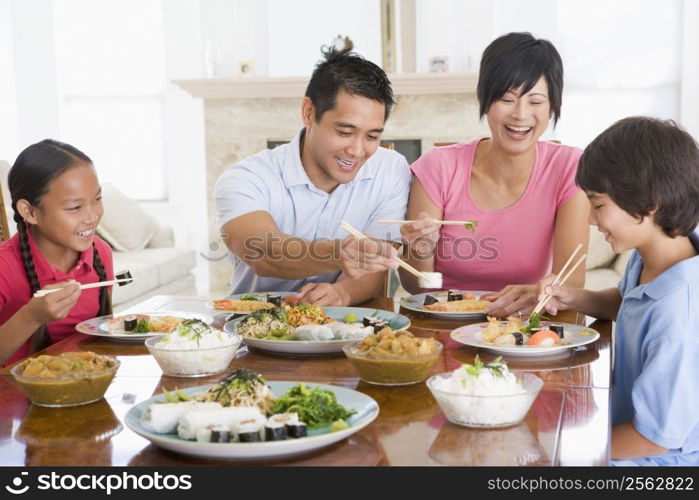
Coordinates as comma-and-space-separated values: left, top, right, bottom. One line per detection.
612, 230, 699, 466
214, 128, 411, 294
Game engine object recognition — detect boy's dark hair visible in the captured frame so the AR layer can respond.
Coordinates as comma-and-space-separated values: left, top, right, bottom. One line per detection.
577, 116, 699, 237
477, 32, 564, 125
9, 139, 111, 354
305, 50, 395, 122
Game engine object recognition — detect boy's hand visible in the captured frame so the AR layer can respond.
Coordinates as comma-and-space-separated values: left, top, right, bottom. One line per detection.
536, 273, 578, 315
24, 281, 82, 324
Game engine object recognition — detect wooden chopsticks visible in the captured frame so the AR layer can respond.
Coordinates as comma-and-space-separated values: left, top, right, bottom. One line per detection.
339, 219, 429, 281
33, 278, 134, 298
530, 243, 586, 318
378, 219, 477, 227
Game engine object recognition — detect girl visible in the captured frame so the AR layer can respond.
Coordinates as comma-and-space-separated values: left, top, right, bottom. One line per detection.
0, 139, 113, 366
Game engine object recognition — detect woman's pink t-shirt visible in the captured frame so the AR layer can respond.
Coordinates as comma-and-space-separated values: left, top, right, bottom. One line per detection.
0, 232, 114, 366
410, 138, 582, 292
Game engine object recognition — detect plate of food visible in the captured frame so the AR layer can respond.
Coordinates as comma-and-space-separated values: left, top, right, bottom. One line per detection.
449, 314, 600, 357
124, 368, 379, 460
206, 292, 295, 314
224, 305, 411, 354
75, 312, 214, 341
400, 290, 493, 319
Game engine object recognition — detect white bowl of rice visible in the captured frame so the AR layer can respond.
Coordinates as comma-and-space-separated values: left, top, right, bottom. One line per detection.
145, 320, 242, 378
426, 358, 543, 428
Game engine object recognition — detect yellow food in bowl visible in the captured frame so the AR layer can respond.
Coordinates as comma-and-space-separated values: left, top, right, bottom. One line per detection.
343, 329, 442, 385
11, 352, 119, 407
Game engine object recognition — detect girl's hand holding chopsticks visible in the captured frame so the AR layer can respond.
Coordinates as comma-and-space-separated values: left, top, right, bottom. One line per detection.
26, 280, 81, 324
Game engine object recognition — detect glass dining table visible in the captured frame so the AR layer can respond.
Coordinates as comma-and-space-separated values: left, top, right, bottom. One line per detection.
0, 294, 612, 466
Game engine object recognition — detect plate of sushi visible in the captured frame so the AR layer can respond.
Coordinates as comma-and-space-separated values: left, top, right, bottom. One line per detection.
206, 292, 295, 314
223, 305, 411, 354
75, 312, 215, 341
400, 290, 493, 319
449, 315, 600, 357
125, 368, 379, 460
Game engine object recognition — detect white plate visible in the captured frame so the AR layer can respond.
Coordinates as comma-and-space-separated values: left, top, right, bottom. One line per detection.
450, 321, 600, 357
400, 291, 493, 319
205, 292, 295, 314
124, 381, 379, 461
224, 307, 411, 354
75, 312, 214, 342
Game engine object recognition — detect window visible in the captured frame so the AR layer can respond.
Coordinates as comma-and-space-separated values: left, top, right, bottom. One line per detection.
53, 0, 167, 200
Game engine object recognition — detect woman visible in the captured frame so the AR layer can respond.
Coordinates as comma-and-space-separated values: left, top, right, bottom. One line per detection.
400, 32, 589, 317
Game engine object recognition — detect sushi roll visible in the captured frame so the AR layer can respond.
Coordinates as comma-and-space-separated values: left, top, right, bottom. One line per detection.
196, 425, 230, 443
447, 290, 463, 302
292, 324, 334, 341
210, 426, 230, 443
264, 421, 288, 441
549, 325, 565, 338
267, 294, 282, 306
123, 315, 138, 332
527, 330, 561, 347
237, 419, 263, 442
287, 422, 308, 439
418, 271, 443, 289
362, 317, 389, 333
423, 295, 439, 306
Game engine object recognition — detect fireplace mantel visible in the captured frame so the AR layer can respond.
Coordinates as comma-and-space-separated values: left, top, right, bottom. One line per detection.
174, 72, 478, 99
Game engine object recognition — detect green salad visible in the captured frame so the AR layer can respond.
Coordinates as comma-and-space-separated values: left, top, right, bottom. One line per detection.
271, 383, 356, 429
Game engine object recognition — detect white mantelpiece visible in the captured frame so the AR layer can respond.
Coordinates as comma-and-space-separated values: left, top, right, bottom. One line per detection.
174, 72, 488, 291
174, 72, 478, 99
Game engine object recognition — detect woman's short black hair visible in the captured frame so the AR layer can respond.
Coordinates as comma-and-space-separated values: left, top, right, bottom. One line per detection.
477, 32, 564, 125
305, 50, 395, 122
577, 116, 699, 237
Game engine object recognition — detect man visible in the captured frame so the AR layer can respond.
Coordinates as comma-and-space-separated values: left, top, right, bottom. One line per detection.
214, 50, 410, 306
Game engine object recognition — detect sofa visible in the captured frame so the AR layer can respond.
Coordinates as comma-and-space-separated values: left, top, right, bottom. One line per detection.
1, 160, 196, 312
584, 226, 632, 291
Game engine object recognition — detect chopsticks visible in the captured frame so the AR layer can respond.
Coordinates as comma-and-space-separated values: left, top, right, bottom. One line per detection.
530, 243, 586, 318
33, 278, 134, 298
378, 219, 477, 227
339, 219, 429, 281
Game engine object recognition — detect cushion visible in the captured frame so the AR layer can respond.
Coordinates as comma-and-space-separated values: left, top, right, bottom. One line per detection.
97, 183, 158, 251
586, 226, 617, 270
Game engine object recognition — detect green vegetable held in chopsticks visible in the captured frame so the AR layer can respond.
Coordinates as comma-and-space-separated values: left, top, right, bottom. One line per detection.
464, 221, 478, 233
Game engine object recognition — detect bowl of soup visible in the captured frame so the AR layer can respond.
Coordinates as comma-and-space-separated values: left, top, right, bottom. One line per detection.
11, 351, 119, 407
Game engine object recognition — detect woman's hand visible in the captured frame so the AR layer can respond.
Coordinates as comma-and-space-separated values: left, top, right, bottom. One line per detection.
338, 234, 398, 280
399, 212, 441, 260
535, 273, 579, 316
481, 284, 540, 318
294, 282, 350, 307
23, 281, 82, 324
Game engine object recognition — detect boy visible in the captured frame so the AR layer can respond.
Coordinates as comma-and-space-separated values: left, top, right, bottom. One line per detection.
539, 116, 699, 465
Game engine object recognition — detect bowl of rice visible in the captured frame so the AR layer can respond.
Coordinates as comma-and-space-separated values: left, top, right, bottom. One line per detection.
426, 356, 543, 428
145, 320, 242, 378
